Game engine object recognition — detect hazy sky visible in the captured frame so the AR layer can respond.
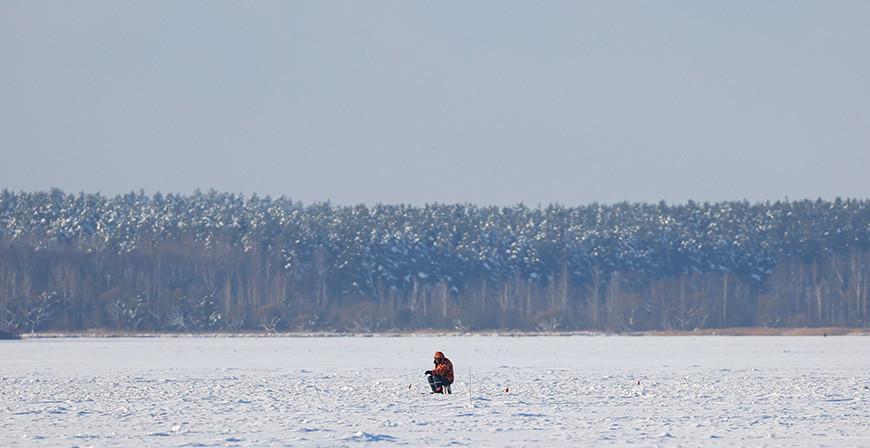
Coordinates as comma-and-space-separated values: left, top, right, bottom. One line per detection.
2, 1, 869, 205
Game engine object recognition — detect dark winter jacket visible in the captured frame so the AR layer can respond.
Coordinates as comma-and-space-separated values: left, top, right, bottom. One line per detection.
432, 357, 454, 383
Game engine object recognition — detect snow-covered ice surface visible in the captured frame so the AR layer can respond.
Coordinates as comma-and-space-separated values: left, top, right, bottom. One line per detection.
1, 336, 869, 447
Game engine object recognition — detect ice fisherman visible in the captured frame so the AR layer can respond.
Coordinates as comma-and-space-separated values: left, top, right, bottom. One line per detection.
424, 351, 454, 394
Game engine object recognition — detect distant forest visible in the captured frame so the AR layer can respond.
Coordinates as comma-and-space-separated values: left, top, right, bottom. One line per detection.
0, 189, 868, 333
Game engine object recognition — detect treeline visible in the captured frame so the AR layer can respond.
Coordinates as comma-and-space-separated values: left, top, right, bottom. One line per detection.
0, 189, 868, 332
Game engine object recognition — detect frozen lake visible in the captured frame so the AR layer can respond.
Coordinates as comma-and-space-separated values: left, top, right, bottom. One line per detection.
1, 336, 869, 447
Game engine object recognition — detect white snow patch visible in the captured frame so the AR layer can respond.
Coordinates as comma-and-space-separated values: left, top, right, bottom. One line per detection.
345, 431, 397, 442
1, 336, 869, 447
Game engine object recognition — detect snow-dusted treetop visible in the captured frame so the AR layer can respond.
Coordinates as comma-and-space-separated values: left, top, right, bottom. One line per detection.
1, 190, 868, 293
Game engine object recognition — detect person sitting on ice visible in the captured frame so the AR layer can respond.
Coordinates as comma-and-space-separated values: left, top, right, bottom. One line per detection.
424, 351, 454, 394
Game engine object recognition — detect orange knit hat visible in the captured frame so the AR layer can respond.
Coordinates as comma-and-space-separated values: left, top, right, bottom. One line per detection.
434, 351, 444, 359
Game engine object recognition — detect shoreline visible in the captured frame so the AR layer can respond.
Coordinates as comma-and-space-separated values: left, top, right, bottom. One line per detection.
15, 326, 870, 338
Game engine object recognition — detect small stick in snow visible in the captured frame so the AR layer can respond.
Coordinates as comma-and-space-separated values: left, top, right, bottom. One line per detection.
467, 367, 473, 408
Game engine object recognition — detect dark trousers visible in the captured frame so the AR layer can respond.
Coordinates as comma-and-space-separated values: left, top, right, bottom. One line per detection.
427, 375, 452, 393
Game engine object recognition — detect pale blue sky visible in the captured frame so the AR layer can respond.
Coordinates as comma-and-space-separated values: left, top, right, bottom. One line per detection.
2, 1, 869, 205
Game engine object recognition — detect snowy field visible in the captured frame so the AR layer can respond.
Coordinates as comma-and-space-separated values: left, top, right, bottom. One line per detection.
1, 336, 869, 447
